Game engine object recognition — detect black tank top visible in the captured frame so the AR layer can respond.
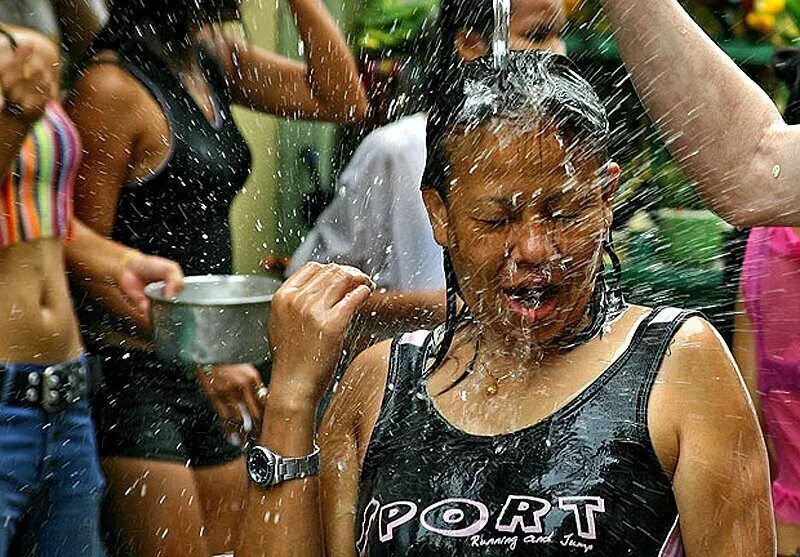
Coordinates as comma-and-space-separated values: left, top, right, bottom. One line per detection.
107, 39, 252, 275
355, 307, 694, 556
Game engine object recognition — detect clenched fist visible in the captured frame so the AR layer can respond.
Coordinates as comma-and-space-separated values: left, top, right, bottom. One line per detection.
267, 263, 374, 406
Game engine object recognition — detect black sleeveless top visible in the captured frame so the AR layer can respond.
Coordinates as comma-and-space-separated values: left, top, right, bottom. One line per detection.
355, 307, 695, 556
108, 39, 252, 276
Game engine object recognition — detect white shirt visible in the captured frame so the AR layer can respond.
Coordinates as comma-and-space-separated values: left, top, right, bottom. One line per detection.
288, 113, 445, 291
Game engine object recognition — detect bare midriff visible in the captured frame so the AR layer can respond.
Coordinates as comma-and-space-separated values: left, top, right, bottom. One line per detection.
0, 238, 83, 364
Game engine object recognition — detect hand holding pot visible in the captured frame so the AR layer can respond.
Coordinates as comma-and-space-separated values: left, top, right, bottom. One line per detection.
118, 250, 185, 329
267, 262, 374, 406
197, 363, 266, 434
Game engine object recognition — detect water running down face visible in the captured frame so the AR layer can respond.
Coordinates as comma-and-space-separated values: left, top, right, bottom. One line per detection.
423, 53, 619, 348
427, 123, 619, 346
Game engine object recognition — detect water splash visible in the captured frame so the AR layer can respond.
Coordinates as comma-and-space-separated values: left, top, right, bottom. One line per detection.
492, 0, 510, 79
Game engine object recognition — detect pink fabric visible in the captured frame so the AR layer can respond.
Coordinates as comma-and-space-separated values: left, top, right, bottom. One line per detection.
742, 228, 800, 524
763, 392, 800, 524
658, 519, 685, 556
741, 228, 800, 393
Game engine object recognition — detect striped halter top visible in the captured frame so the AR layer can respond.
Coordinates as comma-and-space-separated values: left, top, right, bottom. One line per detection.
0, 102, 81, 248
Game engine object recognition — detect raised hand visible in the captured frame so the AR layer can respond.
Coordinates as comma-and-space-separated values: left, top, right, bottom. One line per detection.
0, 38, 58, 124
267, 262, 374, 407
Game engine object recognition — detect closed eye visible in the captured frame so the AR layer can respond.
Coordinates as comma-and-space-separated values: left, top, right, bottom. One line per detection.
474, 216, 513, 228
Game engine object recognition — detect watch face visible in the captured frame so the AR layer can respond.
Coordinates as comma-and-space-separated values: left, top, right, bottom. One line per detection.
247, 447, 277, 487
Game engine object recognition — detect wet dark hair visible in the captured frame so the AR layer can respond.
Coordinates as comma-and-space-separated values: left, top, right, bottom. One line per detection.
103, 0, 239, 44
424, 50, 610, 199
422, 51, 621, 375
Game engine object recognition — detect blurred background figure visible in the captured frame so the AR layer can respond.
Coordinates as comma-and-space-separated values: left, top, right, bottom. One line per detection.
66, 0, 367, 554
735, 225, 800, 557
0, 1, 183, 555
731, 47, 800, 557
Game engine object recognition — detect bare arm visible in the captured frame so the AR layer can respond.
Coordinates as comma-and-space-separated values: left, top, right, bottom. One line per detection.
358, 289, 445, 333
599, 0, 800, 227
236, 263, 374, 557
66, 219, 184, 329
206, 0, 368, 123
653, 317, 775, 555
345, 289, 445, 356
67, 64, 139, 236
237, 393, 323, 557
238, 344, 387, 557
65, 64, 150, 329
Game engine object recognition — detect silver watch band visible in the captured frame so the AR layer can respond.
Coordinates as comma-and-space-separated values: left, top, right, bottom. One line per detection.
278, 447, 320, 481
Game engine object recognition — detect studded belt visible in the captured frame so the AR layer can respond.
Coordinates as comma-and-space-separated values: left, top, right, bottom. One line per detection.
0, 361, 89, 413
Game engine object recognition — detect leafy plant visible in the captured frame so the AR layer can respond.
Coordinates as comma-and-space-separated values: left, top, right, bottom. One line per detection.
353, 0, 439, 53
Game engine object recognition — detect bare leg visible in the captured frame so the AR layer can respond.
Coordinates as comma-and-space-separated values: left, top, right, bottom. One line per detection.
101, 457, 247, 556
101, 458, 210, 556
193, 458, 248, 553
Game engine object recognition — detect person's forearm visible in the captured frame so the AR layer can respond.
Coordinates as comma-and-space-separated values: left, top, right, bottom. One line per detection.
236, 387, 324, 557
66, 219, 147, 330
358, 289, 445, 333
600, 0, 800, 226
66, 219, 130, 282
288, 0, 368, 122
343, 289, 445, 360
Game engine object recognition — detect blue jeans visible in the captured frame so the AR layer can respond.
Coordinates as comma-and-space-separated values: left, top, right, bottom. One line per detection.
0, 359, 105, 556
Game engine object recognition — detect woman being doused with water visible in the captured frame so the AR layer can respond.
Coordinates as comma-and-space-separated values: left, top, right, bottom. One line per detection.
241, 52, 774, 556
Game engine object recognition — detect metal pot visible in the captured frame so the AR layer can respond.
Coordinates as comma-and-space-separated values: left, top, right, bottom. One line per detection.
145, 275, 283, 365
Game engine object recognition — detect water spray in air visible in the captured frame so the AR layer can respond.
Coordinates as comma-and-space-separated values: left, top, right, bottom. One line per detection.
492, 0, 510, 86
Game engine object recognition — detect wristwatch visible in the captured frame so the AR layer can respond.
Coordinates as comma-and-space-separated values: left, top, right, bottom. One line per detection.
246, 443, 320, 488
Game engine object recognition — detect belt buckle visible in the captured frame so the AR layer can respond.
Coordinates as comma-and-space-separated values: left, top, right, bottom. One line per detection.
41, 364, 84, 413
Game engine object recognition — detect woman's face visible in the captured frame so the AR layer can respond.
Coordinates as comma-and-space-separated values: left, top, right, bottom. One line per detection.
424, 122, 619, 346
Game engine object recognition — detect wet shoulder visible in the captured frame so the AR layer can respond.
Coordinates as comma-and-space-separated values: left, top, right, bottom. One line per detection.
657, 315, 740, 394
69, 53, 158, 139
648, 315, 749, 476
322, 338, 394, 463
71, 53, 152, 111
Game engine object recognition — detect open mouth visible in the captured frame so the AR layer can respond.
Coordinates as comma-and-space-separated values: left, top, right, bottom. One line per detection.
502, 284, 559, 322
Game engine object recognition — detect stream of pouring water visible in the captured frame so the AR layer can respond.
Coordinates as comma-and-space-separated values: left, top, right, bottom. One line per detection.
492, 0, 511, 79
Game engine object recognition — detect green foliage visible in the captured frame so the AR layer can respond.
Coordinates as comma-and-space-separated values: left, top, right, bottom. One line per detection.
353, 0, 439, 53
